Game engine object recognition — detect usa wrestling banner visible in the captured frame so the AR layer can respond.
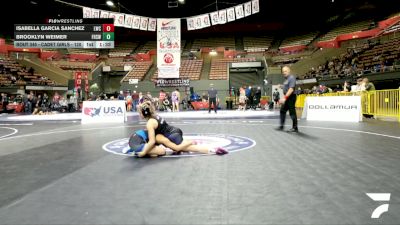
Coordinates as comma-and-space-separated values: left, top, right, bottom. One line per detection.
155, 79, 190, 87
157, 18, 181, 78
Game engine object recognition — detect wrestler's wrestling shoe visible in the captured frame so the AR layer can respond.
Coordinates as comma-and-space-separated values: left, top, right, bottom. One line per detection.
215, 147, 228, 155
122, 147, 134, 154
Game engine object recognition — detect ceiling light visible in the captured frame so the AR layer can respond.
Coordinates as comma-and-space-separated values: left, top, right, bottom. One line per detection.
106, 1, 115, 7
178, 0, 185, 3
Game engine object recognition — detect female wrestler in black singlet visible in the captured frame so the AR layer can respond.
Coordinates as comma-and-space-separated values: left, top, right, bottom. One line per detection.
136, 100, 228, 157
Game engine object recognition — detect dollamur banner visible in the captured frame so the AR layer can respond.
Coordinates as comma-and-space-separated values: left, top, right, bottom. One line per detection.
157, 19, 181, 78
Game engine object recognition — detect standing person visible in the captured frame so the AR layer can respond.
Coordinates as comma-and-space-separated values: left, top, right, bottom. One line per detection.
208, 83, 218, 113
117, 91, 125, 100
171, 89, 180, 112
132, 91, 139, 112
273, 88, 280, 109
159, 90, 166, 111
277, 66, 298, 132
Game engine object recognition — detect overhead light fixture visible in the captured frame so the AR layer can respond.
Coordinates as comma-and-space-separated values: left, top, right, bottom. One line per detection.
106, 1, 115, 7
178, 0, 185, 3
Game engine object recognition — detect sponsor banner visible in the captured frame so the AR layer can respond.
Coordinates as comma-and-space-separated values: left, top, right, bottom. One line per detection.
210, 12, 219, 25
148, 18, 157, 31
218, 10, 227, 24
157, 18, 181, 78
124, 14, 134, 28
155, 79, 190, 87
100, 10, 110, 18
140, 17, 149, 30
82, 7, 92, 18
81, 101, 126, 124
132, 16, 141, 29
187, 17, 195, 30
302, 96, 362, 122
252, 0, 260, 14
235, 5, 244, 19
244, 1, 252, 17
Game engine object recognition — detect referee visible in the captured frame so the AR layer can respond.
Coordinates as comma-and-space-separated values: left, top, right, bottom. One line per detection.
278, 66, 298, 132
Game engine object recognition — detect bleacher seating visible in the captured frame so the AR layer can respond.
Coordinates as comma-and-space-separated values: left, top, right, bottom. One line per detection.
137, 41, 157, 53
280, 33, 317, 48
67, 48, 99, 55
121, 61, 153, 82
320, 21, 372, 41
191, 37, 235, 51
49, 60, 95, 72
107, 58, 137, 67
108, 42, 140, 57
0, 58, 56, 86
152, 59, 203, 80
243, 36, 273, 52
209, 57, 256, 80
358, 37, 400, 68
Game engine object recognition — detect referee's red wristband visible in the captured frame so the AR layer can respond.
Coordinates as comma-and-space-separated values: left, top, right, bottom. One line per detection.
284, 95, 288, 100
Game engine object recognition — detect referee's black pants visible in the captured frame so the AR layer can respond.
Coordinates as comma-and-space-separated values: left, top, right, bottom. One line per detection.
280, 94, 297, 129
209, 97, 217, 113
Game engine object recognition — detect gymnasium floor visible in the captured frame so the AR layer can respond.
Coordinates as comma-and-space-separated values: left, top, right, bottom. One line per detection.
0, 113, 399, 225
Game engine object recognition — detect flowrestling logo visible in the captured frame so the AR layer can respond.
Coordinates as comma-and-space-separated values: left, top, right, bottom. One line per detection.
102, 133, 256, 157
366, 193, 391, 219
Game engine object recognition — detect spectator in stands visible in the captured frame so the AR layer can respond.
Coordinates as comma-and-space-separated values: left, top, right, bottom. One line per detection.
363, 78, 375, 91
208, 83, 218, 114
126, 93, 133, 112
118, 91, 125, 100
159, 90, 166, 110
33, 95, 42, 115
0, 93, 8, 113
132, 91, 139, 112
238, 86, 247, 111
254, 87, 262, 109
172, 89, 180, 112
146, 91, 152, 100
273, 88, 280, 109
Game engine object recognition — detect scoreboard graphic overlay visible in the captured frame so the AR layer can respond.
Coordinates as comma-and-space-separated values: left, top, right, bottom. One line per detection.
14, 19, 114, 49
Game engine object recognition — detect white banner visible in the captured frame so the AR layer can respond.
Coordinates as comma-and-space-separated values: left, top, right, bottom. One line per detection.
132, 16, 141, 29
227, 7, 236, 22
202, 14, 211, 28
91, 9, 100, 18
194, 16, 203, 30
83, 7, 92, 18
210, 12, 219, 25
115, 13, 125, 27
252, 0, 260, 14
140, 17, 149, 30
148, 18, 157, 31
81, 101, 126, 124
244, 2, 252, 17
157, 18, 181, 78
187, 17, 195, 30
109, 12, 117, 25
302, 96, 362, 122
100, 10, 110, 18
219, 10, 227, 24
235, 5, 244, 19
124, 14, 134, 28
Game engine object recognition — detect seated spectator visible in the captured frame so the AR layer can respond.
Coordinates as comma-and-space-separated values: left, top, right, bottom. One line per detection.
363, 78, 375, 91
